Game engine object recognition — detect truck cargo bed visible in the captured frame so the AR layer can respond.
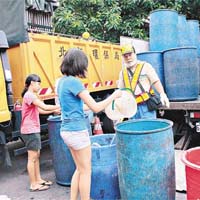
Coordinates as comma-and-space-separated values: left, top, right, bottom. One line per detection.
164, 97, 200, 110
159, 96, 200, 150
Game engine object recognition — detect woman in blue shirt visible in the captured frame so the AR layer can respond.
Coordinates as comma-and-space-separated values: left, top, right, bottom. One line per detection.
57, 48, 121, 200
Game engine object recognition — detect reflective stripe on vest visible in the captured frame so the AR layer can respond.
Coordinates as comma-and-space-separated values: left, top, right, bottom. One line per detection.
135, 89, 154, 104
122, 63, 154, 104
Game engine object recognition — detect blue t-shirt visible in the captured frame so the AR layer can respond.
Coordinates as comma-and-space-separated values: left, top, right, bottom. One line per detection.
57, 76, 87, 131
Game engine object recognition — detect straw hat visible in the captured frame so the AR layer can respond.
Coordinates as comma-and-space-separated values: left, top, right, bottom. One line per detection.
105, 89, 137, 120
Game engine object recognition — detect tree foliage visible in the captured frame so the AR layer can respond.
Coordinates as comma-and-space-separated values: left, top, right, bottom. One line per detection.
53, 0, 200, 43
178, 0, 200, 20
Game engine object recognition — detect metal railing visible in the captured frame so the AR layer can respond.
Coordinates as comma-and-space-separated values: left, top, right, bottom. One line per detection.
26, 9, 53, 32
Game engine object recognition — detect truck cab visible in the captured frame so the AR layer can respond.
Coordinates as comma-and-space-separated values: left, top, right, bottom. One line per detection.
0, 31, 16, 166
0, 31, 12, 120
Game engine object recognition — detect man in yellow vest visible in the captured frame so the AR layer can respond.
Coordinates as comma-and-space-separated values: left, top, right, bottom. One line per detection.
118, 44, 169, 119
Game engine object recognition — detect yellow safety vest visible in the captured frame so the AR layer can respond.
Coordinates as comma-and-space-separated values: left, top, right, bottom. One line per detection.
122, 63, 154, 104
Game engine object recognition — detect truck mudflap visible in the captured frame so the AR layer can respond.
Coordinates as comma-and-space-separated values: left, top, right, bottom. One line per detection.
0, 131, 11, 167
0, 131, 6, 144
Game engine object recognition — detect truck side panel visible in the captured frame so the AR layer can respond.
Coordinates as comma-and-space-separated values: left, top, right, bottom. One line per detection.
7, 33, 122, 102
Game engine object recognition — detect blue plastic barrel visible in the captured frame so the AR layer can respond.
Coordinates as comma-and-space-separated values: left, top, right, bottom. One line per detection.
137, 51, 165, 88
163, 47, 199, 101
47, 115, 75, 185
90, 134, 120, 200
187, 20, 200, 56
177, 15, 190, 47
116, 119, 175, 200
47, 115, 92, 185
47, 116, 120, 199
198, 57, 200, 94
150, 9, 178, 51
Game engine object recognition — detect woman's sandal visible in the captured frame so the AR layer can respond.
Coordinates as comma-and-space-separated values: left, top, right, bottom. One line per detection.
39, 180, 53, 186
30, 185, 50, 192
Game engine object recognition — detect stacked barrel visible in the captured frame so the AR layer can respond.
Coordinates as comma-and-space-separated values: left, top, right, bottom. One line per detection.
137, 9, 200, 101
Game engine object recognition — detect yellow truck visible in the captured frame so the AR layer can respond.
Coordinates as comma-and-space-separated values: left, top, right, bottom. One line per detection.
0, 31, 122, 166
8, 32, 122, 102
0, 0, 122, 166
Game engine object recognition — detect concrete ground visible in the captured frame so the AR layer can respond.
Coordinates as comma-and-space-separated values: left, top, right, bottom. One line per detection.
0, 145, 70, 200
0, 141, 186, 200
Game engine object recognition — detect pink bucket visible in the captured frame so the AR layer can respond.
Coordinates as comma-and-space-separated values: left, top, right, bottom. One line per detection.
181, 147, 200, 200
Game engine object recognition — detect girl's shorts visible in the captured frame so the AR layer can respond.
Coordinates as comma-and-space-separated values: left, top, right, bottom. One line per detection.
21, 133, 41, 151
60, 130, 91, 150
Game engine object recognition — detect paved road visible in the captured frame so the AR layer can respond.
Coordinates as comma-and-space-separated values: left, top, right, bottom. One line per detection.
0, 141, 186, 200
0, 144, 70, 200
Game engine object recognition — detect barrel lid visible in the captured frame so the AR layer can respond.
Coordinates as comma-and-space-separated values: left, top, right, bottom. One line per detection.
178, 14, 186, 17
115, 118, 173, 135
150, 9, 178, 15
137, 51, 163, 55
47, 115, 61, 122
187, 19, 199, 24
163, 46, 197, 53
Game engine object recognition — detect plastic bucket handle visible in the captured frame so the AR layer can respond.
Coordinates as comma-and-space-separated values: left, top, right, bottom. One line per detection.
112, 88, 133, 110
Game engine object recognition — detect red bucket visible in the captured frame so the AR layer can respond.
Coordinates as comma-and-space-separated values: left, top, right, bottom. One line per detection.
181, 147, 200, 200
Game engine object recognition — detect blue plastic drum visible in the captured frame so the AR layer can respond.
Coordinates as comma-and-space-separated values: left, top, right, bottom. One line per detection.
198, 57, 200, 94
163, 47, 199, 101
47, 116, 75, 185
47, 115, 92, 185
116, 119, 175, 200
137, 51, 165, 88
48, 117, 120, 199
150, 9, 178, 51
177, 15, 190, 47
187, 20, 200, 56
90, 134, 120, 200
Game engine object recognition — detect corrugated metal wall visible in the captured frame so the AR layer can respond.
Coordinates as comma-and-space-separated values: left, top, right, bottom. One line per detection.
25, 0, 58, 32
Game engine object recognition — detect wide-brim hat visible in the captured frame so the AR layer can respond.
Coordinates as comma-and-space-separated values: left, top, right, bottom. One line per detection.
105, 89, 137, 120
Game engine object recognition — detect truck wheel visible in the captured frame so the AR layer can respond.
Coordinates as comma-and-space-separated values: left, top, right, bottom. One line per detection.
101, 114, 115, 133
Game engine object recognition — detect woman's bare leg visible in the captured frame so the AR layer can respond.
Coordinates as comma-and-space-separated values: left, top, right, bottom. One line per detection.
27, 150, 38, 189
70, 149, 80, 200
34, 151, 42, 182
70, 146, 91, 200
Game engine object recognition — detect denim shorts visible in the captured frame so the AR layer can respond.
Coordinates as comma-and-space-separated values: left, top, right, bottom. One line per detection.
60, 130, 91, 150
21, 133, 41, 151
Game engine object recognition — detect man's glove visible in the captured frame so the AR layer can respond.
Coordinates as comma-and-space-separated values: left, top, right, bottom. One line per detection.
160, 92, 170, 108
